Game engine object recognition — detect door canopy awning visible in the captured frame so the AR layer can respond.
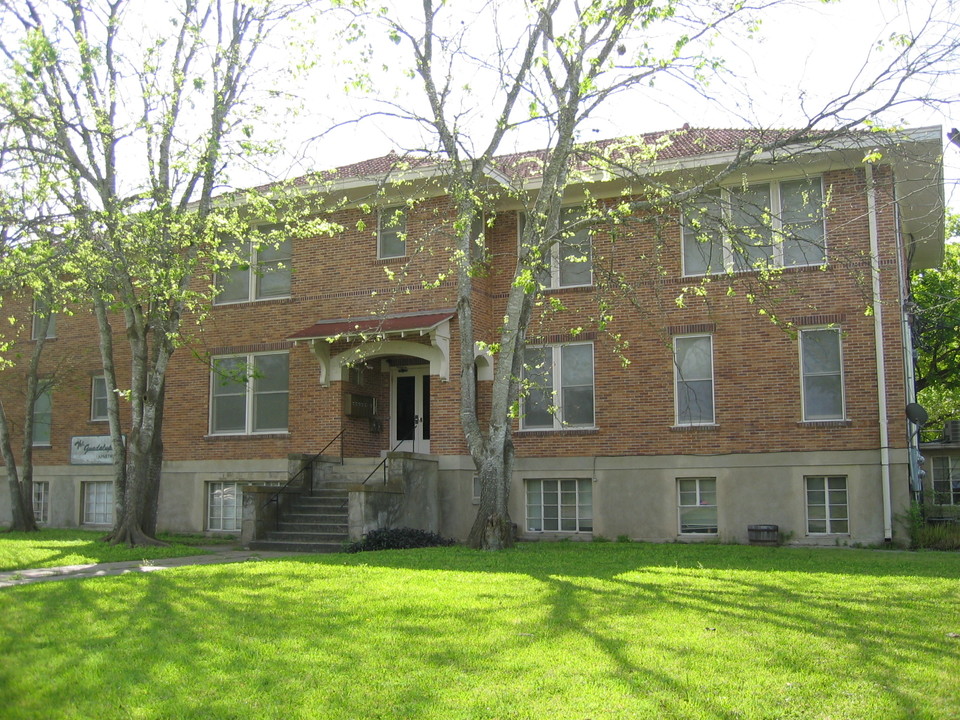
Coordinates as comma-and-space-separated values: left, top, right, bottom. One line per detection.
288, 309, 455, 385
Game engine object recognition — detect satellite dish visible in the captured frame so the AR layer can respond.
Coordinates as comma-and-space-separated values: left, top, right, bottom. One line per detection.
906, 403, 929, 426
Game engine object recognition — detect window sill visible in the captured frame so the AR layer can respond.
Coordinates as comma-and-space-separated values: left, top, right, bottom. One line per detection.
205, 432, 290, 441
797, 419, 852, 428
517, 427, 599, 437
543, 284, 593, 294
806, 532, 850, 537
682, 262, 827, 280
213, 295, 292, 309
376, 256, 407, 264
670, 423, 719, 431
31, 443, 52, 449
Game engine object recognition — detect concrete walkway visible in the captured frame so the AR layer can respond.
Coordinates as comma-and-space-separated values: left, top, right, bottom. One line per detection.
0, 548, 300, 589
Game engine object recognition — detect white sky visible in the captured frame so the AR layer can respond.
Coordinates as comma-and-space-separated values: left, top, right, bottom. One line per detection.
277, 0, 960, 206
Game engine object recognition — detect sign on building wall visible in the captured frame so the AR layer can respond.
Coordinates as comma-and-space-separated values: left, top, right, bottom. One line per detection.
71, 436, 116, 465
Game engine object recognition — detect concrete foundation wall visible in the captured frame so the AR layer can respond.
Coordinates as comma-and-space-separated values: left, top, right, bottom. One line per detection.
348, 453, 439, 540
3, 450, 910, 547
437, 449, 912, 547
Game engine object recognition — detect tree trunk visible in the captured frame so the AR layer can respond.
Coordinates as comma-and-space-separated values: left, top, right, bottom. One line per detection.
466, 428, 517, 549
0, 404, 37, 532
107, 424, 167, 547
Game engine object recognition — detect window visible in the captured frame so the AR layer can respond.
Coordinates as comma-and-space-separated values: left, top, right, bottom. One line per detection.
932, 457, 960, 505
215, 232, 292, 304
378, 206, 407, 259
525, 478, 593, 532
91, 376, 109, 421
208, 482, 242, 532
82, 481, 113, 525
682, 178, 825, 276
800, 328, 844, 421
210, 352, 289, 435
33, 481, 49, 524
674, 335, 714, 425
31, 381, 52, 446
806, 476, 848, 534
31, 299, 56, 340
519, 208, 593, 289
522, 343, 595, 430
678, 478, 717, 534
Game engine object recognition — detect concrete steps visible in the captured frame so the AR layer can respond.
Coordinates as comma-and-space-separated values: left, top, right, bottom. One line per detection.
250, 485, 350, 553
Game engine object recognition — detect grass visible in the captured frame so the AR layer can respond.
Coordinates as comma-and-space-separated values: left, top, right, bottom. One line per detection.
2, 542, 960, 719
0, 529, 218, 571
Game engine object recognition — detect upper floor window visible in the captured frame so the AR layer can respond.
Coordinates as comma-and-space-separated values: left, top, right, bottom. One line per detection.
91, 376, 108, 421
31, 299, 56, 340
215, 231, 291, 304
682, 177, 825, 276
210, 352, 289, 435
674, 335, 714, 425
519, 208, 593, 289
378, 206, 407, 259
522, 342, 595, 430
800, 327, 844, 421
32, 381, 52, 446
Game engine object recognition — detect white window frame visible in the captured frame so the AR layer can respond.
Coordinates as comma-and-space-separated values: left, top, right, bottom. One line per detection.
82, 480, 113, 525
677, 477, 718, 535
799, 327, 845, 421
209, 352, 289, 435
525, 478, 593, 533
673, 334, 715, 426
518, 208, 594, 290
31, 298, 56, 340
32, 381, 53, 447
378, 206, 407, 259
33, 480, 49, 524
91, 376, 109, 422
932, 457, 960, 505
214, 232, 292, 305
207, 481, 243, 532
805, 475, 849, 535
521, 342, 596, 431
682, 177, 826, 276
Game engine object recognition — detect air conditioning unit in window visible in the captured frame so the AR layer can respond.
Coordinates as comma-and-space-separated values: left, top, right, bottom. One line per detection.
343, 393, 377, 419
944, 421, 960, 443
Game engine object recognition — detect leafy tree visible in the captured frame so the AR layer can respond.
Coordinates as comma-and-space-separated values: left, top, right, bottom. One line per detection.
0, 0, 309, 545
912, 212, 960, 438
336, 0, 958, 548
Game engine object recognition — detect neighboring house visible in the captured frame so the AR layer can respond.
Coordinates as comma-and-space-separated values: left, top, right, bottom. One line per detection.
920, 421, 960, 522
0, 126, 945, 547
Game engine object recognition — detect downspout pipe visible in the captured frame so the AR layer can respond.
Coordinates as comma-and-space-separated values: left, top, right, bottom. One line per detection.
866, 163, 894, 542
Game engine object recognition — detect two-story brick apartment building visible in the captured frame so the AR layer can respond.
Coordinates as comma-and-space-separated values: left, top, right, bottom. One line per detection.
1, 126, 944, 546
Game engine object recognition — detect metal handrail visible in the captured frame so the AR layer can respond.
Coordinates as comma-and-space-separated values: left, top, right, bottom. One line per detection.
361, 439, 407, 486
261, 428, 347, 519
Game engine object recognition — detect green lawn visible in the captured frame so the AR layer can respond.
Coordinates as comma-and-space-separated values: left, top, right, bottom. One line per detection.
2, 542, 959, 719
0, 529, 219, 571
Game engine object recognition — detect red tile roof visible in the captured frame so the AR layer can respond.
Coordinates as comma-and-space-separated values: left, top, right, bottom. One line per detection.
288, 310, 455, 341
291, 126, 839, 188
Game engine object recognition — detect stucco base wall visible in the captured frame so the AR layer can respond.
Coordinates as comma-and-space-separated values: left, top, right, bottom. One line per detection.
437, 449, 912, 547
4, 450, 910, 547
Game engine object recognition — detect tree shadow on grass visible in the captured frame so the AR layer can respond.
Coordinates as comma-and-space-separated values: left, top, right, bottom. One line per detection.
2, 543, 959, 719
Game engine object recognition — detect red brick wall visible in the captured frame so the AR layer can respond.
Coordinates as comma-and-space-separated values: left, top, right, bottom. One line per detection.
0, 165, 913, 465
